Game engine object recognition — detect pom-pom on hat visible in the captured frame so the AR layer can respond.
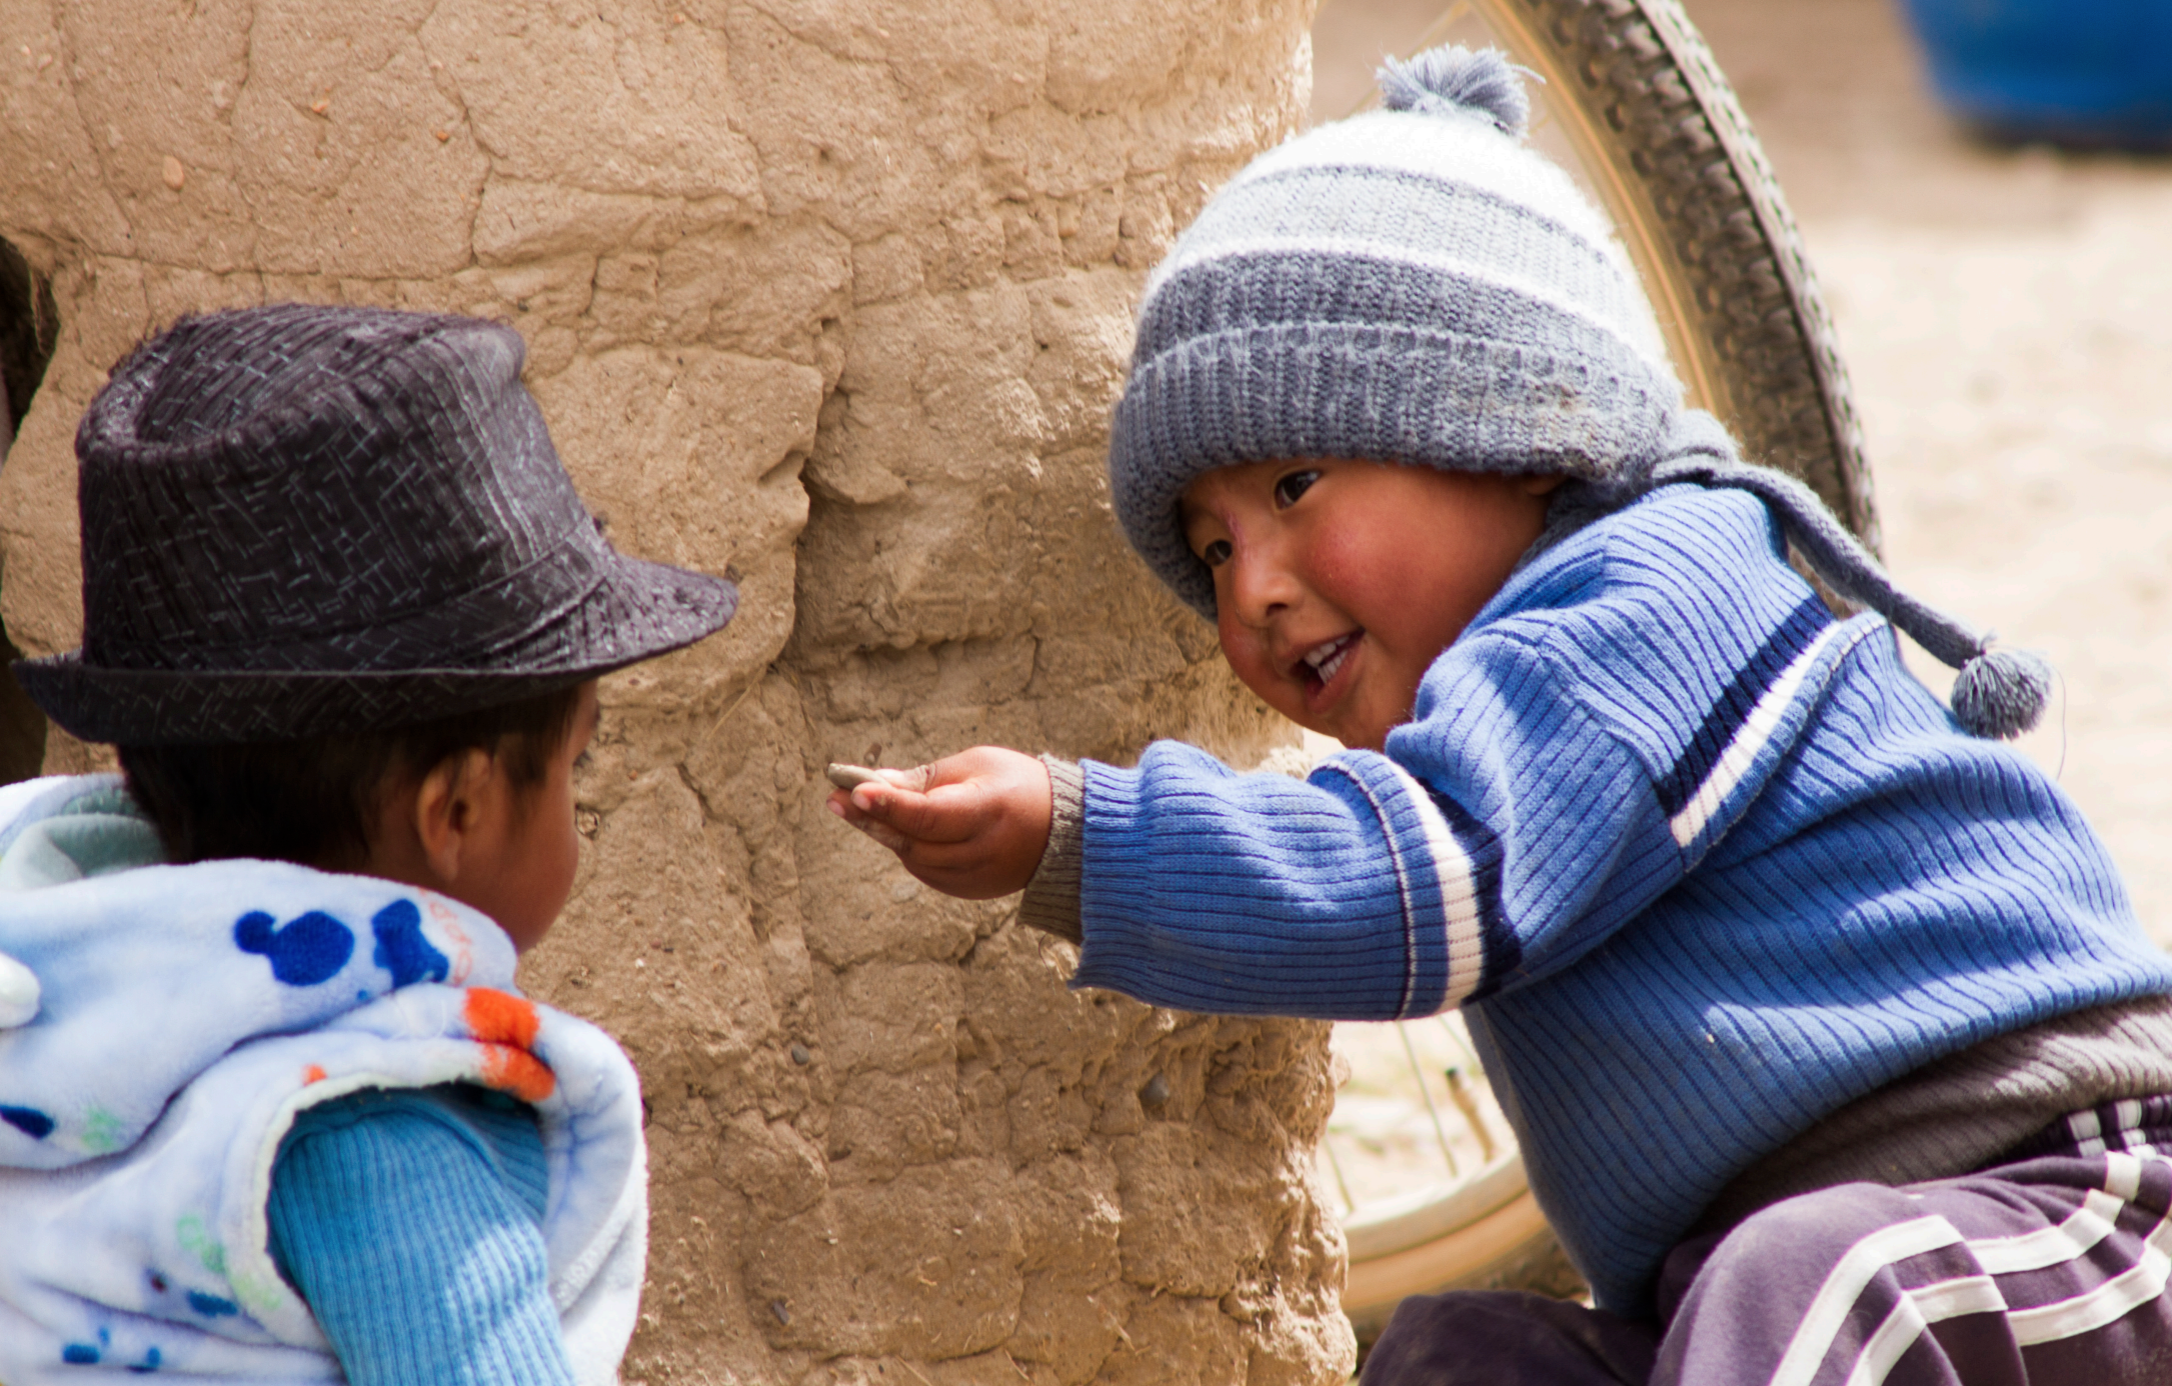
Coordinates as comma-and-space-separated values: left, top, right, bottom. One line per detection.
14, 304, 739, 745
1106, 45, 2049, 740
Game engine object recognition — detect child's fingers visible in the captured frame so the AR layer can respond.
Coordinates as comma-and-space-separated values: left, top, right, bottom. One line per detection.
843, 764, 929, 816
824, 770, 927, 827
828, 776, 961, 855
825, 786, 876, 827
840, 762, 976, 837
858, 818, 911, 853
875, 764, 935, 794
821, 748, 1048, 896
831, 802, 989, 885
826, 789, 912, 852
896, 836, 1014, 879
855, 777, 992, 843
829, 785, 1010, 881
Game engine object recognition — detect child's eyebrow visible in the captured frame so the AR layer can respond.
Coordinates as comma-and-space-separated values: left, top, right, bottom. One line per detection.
1178, 490, 1223, 532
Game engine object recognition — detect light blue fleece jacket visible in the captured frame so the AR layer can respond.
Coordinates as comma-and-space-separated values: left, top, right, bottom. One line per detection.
0, 775, 645, 1382
1068, 483, 2172, 1314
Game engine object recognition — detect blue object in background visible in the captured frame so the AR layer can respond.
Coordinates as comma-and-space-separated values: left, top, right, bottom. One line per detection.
1899, 0, 2172, 146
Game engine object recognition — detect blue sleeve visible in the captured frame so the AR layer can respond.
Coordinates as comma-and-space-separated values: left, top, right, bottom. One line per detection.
268, 1086, 574, 1386
1071, 489, 1868, 1019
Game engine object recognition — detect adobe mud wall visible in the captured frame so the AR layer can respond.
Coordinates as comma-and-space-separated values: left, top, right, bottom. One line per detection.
0, 1, 1353, 1381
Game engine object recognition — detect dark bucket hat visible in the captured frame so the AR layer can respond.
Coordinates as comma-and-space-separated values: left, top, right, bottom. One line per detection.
13, 304, 738, 745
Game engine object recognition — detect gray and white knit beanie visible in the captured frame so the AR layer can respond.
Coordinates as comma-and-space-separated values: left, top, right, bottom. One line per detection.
1107, 44, 2049, 740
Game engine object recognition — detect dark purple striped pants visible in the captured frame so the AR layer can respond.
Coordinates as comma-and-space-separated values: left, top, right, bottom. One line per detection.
1362, 1098, 2172, 1385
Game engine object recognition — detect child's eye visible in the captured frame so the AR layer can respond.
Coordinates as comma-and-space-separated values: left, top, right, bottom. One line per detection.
1198, 538, 1233, 567
1272, 470, 1319, 507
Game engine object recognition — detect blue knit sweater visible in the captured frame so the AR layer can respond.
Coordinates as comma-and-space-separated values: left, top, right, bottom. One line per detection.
270, 1085, 573, 1386
1070, 484, 2172, 1314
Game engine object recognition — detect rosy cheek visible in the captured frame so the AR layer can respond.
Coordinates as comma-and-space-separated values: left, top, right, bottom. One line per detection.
1215, 612, 1271, 681
1302, 532, 1363, 604
1312, 518, 1429, 623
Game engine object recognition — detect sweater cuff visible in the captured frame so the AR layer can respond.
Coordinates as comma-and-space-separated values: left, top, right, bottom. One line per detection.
1017, 756, 1084, 945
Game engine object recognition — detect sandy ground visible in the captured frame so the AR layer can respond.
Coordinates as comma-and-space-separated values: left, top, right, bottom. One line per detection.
1311, 0, 2172, 1220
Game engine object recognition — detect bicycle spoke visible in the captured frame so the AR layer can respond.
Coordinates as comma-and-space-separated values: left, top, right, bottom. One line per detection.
1433, 1011, 1481, 1072
1397, 1021, 1460, 1180
1444, 1065, 1497, 1165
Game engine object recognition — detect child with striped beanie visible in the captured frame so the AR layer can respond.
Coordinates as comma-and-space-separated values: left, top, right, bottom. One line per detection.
832, 47, 2172, 1384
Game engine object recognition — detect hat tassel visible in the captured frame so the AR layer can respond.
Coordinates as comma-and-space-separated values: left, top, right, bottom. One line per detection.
1650, 451, 2051, 740
1950, 644, 2052, 741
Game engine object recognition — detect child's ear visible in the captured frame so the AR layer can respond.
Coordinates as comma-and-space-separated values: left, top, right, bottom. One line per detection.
409, 748, 499, 885
1519, 474, 1567, 497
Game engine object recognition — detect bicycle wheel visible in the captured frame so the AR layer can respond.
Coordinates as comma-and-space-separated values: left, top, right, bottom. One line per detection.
1478, 0, 1875, 546
1325, 1014, 1584, 1339
1319, 0, 1879, 1339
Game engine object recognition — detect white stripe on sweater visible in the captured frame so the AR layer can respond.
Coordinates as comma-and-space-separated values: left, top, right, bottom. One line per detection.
2107, 1146, 2144, 1201
1321, 761, 1425, 1020
2117, 1099, 2146, 1143
1670, 622, 1860, 848
1839, 1187, 2132, 1384
1383, 763, 1487, 1011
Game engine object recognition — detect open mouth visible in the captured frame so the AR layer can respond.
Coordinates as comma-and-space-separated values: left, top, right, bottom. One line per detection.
1298, 633, 1358, 692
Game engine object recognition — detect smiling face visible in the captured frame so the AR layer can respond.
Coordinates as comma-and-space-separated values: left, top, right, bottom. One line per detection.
1179, 459, 1556, 751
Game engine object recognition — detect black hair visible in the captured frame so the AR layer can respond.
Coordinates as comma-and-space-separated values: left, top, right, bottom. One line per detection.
119, 683, 588, 868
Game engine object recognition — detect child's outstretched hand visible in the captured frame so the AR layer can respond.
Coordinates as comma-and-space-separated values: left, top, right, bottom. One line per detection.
824, 747, 1052, 899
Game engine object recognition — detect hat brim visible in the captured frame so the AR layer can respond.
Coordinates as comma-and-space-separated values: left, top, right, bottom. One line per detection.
14, 555, 737, 746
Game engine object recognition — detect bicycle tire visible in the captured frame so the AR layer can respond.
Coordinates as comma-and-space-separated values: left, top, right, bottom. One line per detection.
1340, 1152, 1585, 1338
1335, 0, 1879, 1337
1485, 0, 1878, 548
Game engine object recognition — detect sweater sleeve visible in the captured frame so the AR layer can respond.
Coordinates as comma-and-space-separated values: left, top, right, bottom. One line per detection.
1016, 756, 1086, 944
268, 1085, 574, 1386
1070, 489, 1874, 1020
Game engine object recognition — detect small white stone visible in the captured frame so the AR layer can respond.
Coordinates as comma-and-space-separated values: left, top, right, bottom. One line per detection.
0, 954, 40, 1028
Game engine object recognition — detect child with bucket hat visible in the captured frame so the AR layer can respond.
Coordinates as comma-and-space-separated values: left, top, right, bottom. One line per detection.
0, 304, 737, 1383
832, 48, 2172, 1383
